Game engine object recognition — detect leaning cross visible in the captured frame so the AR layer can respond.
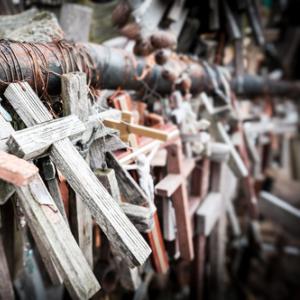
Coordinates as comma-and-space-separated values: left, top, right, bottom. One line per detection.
4, 82, 151, 268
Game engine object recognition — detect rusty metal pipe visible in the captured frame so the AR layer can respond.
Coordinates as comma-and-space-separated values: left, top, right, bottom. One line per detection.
1, 40, 300, 99
231, 74, 300, 99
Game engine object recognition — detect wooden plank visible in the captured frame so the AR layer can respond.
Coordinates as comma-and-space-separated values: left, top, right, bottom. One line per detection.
16, 175, 100, 299
182, 157, 195, 178
61, 72, 91, 119
207, 142, 230, 163
94, 168, 121, 204
106, 152, 148, 206
208, 214, 227, 300
208, 162, 227, 300
0, 151, 38, 186
41, 157, 68, 222
189, 196, 200, 217
210, 162, 222, 192
7, 115, 85, 160
118, 140, 161, 165
215, 122, 248, 178
155, 174, 182, 197
0, 234, 14, 300
147, 213, 169, 274
89, 138, 106, 170
5, 82, 151, 267
0, 180, 15, 205
167, 142, 194, 261
191, 158, 210, 199
103, 118, 179, 142
95, 168, 154, 232
191, 234, 206, 300
196, 193, 223, 236
94, 165, 143, 290
0, 198, 17, 281
0, 102, 95, 297
121, 203, 154, 232
51, 140, 151, 266
291, 137, 300, 180
0, 114, 16, 204
150, 148, 167, 167
162, 197, 176, 241
61, 72, 93, 268
259, 191, 300, 237
30, 226, 63, 286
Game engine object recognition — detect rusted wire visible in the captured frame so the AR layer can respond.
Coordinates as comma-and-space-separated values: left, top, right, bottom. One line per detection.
0, 39, 98, 115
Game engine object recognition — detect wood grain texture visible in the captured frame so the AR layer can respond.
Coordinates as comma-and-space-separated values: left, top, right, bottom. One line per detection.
61, 72, 93, 268
95, 168, 121, 203
7, 115, 85, 160
30, 225, 63, 286
51, 139, 151, 266
95, 165, 143, 290
41, 157, 68, 223
4, 82, 151, 267
16, 175, 100, 299
61, 73, 90, 120
106, 152, 149, 206
95, 169, 154, 231
0, 111, 99, 298
0, 151, 38, 186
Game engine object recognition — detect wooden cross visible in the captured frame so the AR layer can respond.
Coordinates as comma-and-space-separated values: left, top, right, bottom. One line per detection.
4, 82, 151, 268
0, 114, 100, 299
106, 152, 169, 274
61, 72, 93, 267
155, 139, 195, 261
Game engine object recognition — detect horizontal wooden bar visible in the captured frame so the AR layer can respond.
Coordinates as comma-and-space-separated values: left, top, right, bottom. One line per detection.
7, 115, 85, 160
196, 193, 224, 236
155, 174, 182, 197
